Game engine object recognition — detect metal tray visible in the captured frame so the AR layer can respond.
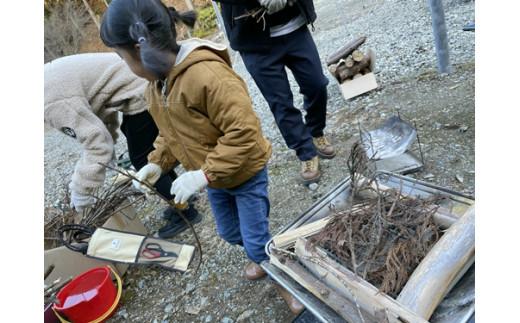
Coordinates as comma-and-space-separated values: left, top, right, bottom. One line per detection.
261, 171, 474, 323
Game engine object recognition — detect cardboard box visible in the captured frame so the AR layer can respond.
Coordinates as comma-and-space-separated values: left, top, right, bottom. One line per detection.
337, 49, 378, 100
44, 203, 147, 285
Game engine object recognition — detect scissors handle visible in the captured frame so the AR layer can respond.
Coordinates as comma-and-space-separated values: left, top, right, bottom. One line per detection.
142, 242, 178, 259
141, 248, 161, 259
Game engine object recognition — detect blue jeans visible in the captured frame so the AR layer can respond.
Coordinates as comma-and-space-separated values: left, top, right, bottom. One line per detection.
207, 167, 271, 263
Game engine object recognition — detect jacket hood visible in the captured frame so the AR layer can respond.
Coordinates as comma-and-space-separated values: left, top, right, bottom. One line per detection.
163, 38, 231, 88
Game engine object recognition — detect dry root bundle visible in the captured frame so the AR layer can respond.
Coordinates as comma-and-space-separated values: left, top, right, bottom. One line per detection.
308, 141, 444, 298
308, 191, 442, 298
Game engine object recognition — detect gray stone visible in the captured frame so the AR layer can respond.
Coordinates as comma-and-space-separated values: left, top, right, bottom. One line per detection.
164, 304, 174, 314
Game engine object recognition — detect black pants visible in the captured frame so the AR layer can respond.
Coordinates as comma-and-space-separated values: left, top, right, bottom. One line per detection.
120, 111, 176, 200
240, 25, 329, 161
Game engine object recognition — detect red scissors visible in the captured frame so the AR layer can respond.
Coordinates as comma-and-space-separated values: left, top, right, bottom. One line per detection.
141, 242, 177, 259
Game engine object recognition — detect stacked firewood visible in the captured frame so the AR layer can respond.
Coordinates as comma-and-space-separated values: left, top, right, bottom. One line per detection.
326, 36, 372, 83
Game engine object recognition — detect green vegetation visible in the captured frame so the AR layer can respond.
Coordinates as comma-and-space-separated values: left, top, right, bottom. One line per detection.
193, 5, 218, 39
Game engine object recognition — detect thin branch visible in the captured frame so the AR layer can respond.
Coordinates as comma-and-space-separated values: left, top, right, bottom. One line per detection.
101, 163, 203, 274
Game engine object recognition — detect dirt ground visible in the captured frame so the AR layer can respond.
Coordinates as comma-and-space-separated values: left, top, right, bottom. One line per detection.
44, 0, 474, 322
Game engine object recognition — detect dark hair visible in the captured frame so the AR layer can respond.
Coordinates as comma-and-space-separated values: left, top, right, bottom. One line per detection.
100, 0, 196, 78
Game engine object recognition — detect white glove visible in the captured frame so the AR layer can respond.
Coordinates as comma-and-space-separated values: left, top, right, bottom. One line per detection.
70, 190, 96, 212
170, 170, 209, 204
259, 0, 287, 14
132, 163, 162, 193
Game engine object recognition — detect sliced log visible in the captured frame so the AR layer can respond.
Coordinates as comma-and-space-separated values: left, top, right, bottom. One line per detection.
327, 64, 338, 78
352, 50, 364, 62
341, 56, 371, 80
361, 67, 372, 75
344, 56, 355, 68
270, 253, 374, 322
326, 36, 367, 65
397, 206, 475, 320
294, 238, 429, 323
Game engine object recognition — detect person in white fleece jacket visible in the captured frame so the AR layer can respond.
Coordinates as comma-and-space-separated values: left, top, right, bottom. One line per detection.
44, 52, 201, 238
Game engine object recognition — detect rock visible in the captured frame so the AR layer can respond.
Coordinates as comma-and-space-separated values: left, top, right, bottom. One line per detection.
185, 305, 201, 315
164, 304, 174, 314
185, 283, 196, 293
423, 173, 435, 180
237, 310, 254, 322
308, 183, 319, 191
221, 317, 234, 323
455, 174, 464, 183
223, 290, 231, 299
205, 315, 213, 322
117, 309, 129, 320
458, 125, 469, 133
138, 280, 145, 289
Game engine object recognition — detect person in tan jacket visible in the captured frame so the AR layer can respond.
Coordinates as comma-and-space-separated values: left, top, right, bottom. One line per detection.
101, 0, 303, 314
44, 53, 201, 237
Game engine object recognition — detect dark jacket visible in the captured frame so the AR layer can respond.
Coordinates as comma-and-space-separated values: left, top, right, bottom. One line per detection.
214, 0, 317, 52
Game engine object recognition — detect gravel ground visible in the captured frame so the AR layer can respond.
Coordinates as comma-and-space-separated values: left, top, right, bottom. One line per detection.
44, 0, 475, 322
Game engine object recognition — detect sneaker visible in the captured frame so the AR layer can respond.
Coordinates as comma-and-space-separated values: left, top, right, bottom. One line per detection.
300, 156, 321, 184
157, 206, 202, 239
313, 136, 336, 159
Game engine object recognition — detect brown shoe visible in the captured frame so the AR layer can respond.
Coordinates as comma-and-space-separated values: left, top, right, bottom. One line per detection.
274, 283, 305, 315
244, 261, 267, 280
313, 136, 336, 159
301, 156, 321, 184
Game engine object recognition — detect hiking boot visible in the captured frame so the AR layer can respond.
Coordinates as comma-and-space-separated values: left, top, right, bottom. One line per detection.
157, 205, 202, 239
313, 136, 336, 159
300, 156, 321, 184
244, 261, 267, 280
274, 283, 305, 315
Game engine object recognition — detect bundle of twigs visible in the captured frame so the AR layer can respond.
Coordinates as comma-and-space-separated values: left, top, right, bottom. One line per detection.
307, 140, 444, 298
79, 176, 144, 227
44, 174, 144, 249
44, 188, 76, 249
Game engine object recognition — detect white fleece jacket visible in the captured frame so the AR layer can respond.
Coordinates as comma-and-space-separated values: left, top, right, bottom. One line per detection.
44, 52, 148, 195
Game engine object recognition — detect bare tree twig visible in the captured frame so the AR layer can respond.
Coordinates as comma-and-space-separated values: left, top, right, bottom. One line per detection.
101, 163, 203, 274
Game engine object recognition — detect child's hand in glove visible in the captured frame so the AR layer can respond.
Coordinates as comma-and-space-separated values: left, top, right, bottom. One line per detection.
170, 170, 209, 204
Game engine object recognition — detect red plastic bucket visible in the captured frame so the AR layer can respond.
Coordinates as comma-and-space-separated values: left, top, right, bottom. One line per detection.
52, 266, 122, 323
